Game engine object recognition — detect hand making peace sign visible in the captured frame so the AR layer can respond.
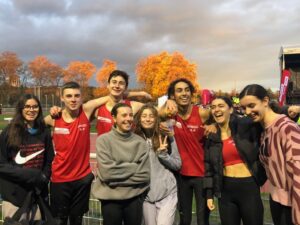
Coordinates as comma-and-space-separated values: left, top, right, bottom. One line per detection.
157, 135, 168, 152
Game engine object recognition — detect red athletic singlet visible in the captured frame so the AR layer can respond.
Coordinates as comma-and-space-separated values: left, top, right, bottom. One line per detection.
52, 107, 91, 182
174, 105, 205, 176
96, 99, 131, 136
222, 137, 243, 166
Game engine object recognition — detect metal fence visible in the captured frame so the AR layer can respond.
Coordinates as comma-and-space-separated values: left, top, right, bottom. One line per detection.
0, 196, 273, 225
0, 151, 274, 225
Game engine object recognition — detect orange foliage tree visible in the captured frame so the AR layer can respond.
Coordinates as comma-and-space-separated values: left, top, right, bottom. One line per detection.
64, 61, 96, 87
94, 59, 117, 97
136, 51, 199, 99
96, 59, 117, 87
29, 56, 63, 86
0, 51, 23, 85
48, 64, 64, 87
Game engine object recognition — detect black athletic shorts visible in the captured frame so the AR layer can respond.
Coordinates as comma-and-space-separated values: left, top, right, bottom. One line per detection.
50, 172, 94, 217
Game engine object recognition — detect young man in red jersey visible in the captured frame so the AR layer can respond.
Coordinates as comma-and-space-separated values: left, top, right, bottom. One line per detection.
44, 81, 110, 225
94, 70, 177, 136
167, 78, 211, 225
95, 70, 151, 136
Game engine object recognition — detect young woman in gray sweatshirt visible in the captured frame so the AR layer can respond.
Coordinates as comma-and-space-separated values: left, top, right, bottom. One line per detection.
92, 103, 150, 225
135, 103, 182, 225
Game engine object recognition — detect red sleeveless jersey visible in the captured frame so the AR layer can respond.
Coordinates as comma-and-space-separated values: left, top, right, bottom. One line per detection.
174, 105, 205, 176
52, 107, 91, 182
96, 99, 131, 136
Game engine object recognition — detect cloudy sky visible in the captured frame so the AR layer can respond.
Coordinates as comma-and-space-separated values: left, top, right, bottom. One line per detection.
1, 0, 300, 92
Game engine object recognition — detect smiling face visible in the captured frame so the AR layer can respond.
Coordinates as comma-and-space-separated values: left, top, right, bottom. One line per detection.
107, 75, 127, 98
240, 95, 269, 123
61, 88, 82, 112
113, 106, 133, 133
22, 98, 40, 126
172, 81, 192, 106
140, 108, 156, 130
211, 98, 233, 126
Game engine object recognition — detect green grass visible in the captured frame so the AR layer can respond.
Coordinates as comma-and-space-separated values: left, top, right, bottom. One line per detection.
0, 114, 12, 130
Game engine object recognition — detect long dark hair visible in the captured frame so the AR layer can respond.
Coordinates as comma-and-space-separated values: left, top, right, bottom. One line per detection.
7, 94, 45, 148
239, 84, 269, 101
134, 103, 163, 152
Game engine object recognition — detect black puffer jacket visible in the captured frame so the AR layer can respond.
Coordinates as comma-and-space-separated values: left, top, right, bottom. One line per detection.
204, 114, 267, 199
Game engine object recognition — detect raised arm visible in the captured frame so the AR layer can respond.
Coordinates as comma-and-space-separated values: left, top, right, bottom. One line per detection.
130, 101, 145, 115
157, 99, 178, 119
199, 107, 211, 124
126, 91, 152, 100
83, 96, 111, 119
44, 115, 55, 127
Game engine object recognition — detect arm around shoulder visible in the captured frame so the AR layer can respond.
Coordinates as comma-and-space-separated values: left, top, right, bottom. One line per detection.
83, 96, 111, 119
199, 107, 211, 124
44, 115, 55, 127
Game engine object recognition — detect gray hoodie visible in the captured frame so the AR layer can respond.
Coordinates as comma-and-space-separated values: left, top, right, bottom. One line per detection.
145, 136, 181, 203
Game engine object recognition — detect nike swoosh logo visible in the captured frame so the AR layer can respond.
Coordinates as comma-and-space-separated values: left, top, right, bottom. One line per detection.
15, 149, 45, 165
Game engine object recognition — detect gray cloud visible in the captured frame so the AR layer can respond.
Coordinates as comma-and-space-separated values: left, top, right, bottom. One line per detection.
11, 0, 68, 15
1, 0, 300, 91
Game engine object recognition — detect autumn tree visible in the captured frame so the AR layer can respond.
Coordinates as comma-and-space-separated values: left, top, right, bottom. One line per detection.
64, 61, 96, 87
17, 64, 32, 87
29, 56, 63, 86
0, 51, 23, 85
93, 86, 109, 97
48, 64, 64, 87
136, 51, 199, 99
96, 59, 117, 87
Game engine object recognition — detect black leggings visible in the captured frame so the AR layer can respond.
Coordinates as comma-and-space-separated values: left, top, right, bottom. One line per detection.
219, 176, 263, 225
177, 175, 210, 225
101, 194, 144, 225
269, 195, 294, 225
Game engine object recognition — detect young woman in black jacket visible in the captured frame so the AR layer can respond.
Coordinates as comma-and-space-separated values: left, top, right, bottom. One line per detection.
0, 94, 54, 219
204, 96, 266, 225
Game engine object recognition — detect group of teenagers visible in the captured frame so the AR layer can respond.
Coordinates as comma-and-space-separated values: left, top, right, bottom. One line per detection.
0, 69, 299, 225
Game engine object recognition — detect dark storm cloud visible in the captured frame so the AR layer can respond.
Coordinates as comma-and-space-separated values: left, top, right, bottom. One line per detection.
1, 0, 300, 90
11, 0, 67, 15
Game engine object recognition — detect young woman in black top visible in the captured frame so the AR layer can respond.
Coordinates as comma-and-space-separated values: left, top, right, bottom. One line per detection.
204, 96, 266, 225
0, 94, 54, 219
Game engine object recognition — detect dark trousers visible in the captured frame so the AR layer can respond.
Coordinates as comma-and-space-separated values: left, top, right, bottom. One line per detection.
270, 195, 294, 225
50, 173, 94, 225
177, 175, 209, 225
101, 195, 144, 225
219, 176, 264, 225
